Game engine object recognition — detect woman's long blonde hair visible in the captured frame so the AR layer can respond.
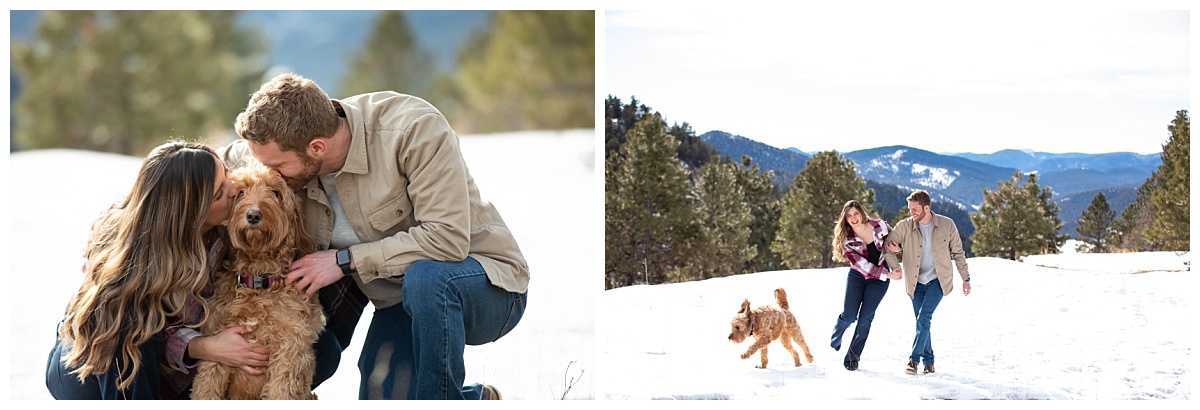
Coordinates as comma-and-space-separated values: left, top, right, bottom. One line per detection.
59, 141, 219, 391
831, 200, 871, 263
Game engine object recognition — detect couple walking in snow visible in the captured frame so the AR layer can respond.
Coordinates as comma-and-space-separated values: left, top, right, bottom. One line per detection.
829, 189, 973, 374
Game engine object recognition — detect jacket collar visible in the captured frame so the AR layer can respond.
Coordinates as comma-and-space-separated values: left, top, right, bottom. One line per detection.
332, 98, 369, 176
910, 211, 942, 230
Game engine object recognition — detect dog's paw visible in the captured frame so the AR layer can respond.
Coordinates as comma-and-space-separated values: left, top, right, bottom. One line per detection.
755, 364, 767, 369
740, 352, 751, 359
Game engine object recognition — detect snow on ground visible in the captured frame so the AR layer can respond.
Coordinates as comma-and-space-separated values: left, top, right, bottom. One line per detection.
6, 130, 1195, 403
6, 129, 597, 400
602, 250, 1192, 400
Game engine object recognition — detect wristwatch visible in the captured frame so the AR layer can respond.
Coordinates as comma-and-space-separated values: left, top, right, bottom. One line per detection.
336, 248, 355, 275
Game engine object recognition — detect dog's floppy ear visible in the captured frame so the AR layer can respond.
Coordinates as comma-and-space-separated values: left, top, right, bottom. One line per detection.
287, 191, 316, 258
739, 299, 751, 314
267, 170, 315, 258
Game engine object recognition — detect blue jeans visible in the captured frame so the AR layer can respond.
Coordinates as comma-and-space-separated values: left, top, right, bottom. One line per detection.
909, 278, 944, 366
310, 327, 342, 389
831, 269, 889, 365
357, 257, 527, 400
46, 329, 166, 399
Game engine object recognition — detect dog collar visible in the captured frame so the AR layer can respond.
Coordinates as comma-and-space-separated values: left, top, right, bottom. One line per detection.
237, 273, 280, 290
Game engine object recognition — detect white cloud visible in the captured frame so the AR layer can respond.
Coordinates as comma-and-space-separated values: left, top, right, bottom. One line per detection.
607, 8, 1189, 155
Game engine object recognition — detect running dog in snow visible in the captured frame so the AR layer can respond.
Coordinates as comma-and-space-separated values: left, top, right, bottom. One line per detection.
727, 288, 814, 369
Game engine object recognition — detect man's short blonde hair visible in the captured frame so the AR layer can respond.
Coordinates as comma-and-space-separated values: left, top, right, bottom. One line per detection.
235, 73, 339, 154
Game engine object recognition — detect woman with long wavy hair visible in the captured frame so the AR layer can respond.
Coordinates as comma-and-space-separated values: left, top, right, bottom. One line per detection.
45, 141, 274, 399
828, 199, 901, 372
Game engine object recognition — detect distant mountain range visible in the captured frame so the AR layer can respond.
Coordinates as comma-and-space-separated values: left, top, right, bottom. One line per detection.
949, 149, 1161, 174
700, 131, 809, 187
844, 145, 1019, 209
700, 131, 1160, 237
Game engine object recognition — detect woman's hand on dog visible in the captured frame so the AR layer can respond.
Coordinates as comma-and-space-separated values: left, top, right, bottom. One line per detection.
286, 249, 346, 297
189, 325, 271, 375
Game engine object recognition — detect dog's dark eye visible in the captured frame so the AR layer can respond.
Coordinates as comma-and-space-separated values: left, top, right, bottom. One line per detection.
271, 189, 281, 199
237, 191, 245, 198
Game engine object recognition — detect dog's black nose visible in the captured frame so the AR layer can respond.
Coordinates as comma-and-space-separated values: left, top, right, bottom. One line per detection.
246, 209, 262, 226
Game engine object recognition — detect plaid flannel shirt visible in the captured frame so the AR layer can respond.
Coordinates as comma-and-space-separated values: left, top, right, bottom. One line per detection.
318, 274, 369, 351
843, 218, 893, 280
157, 238, 222, 399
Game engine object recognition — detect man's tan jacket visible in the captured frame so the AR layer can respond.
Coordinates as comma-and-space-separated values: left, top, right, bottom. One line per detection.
882, 212, 970, 298
222, 92, 529, 309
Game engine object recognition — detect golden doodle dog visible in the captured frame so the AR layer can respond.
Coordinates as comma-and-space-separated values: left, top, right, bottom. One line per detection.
727, 288, 814, 369
191, 164, 324, 400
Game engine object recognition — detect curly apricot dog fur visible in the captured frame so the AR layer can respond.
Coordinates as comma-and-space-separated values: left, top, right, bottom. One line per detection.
191, 164, 324, 400
727, 288, 814, 369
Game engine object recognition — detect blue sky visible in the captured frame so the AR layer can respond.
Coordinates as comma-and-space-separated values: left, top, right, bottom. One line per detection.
606, 7, 1190, 155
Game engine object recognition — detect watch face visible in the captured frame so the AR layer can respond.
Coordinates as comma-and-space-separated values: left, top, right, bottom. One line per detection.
337, 249, 350, 265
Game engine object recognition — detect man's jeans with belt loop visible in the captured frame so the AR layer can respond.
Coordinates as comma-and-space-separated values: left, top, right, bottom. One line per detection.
357, 257, 527, 399
909, 278, 943, 367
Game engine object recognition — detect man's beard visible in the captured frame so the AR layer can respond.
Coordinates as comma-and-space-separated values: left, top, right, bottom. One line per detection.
911, 208, 926, 222
284, 154, 322, 192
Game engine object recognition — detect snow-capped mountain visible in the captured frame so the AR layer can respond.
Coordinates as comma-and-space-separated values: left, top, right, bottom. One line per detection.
842, 145, 1019, 208
696, 135, 1157, 237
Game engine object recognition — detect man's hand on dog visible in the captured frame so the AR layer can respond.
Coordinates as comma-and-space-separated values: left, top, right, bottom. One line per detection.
286, 249, 346, 296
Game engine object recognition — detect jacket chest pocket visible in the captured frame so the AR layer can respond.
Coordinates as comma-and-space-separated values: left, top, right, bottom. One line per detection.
367, 192, 414, 237
933, 230, 953, 246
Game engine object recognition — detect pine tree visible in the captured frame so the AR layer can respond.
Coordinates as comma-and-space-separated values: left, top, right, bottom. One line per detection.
771, 151, 873, 269
970, 172, 1062, 260
689, 158, 755, 280
669, 122, 719, 170
605, 95, 654, 159
11, 10, 266, 155
453, 10, 593, 133
1075, 192, 1116, 253
339, 11, 437, 101
605, 114, 697, 289
892, 205, 910, 228
1113, 110, 1188, 252
1025, 172, 1067, 254
1113, 179, 1158, 251
1147, 110, 1189, 251
734, 155, 784, 274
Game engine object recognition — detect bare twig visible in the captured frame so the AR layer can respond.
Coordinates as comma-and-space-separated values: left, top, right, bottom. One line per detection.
554, 360, 585, 400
